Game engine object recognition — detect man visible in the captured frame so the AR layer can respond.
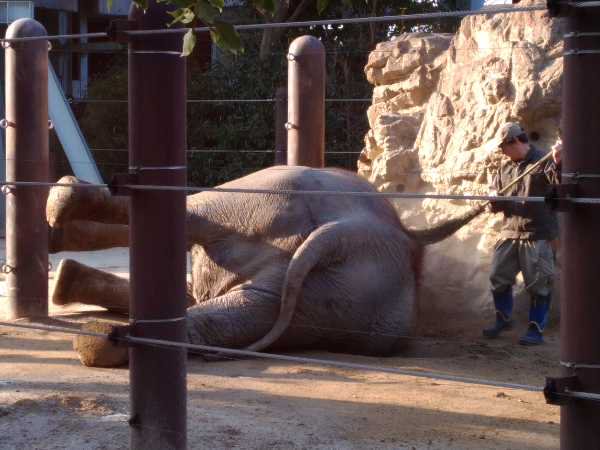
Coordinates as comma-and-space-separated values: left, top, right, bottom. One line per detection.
483, 122, 561, 345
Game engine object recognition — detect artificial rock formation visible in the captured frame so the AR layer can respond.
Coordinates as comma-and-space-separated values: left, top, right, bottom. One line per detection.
361, 32, 453, 194
359, 1, 563, 333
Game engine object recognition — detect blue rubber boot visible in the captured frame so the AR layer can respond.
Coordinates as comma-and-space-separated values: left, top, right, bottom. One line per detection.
483, 289, 514, 338
519, 295, 551, 346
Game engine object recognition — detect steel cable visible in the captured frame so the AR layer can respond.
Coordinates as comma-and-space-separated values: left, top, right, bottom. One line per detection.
1, 179, 597, 204
0, 320, 543, 393
0, 5, 548, 45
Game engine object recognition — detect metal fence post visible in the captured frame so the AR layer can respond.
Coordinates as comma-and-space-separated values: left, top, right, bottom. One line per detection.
274, 86, 287, 165
128, 1, 187, 449
287, 36, 325, 168
4, 19, 49, 319
555, 1, 600, 448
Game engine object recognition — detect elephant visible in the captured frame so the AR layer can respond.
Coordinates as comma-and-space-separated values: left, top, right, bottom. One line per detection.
47, 166, 483, 363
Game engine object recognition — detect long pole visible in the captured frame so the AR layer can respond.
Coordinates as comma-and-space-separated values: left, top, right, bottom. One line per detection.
558, 2, 600, 448
498, 151, 553, 195
4, 19, 49, 319
128, 1, 187, 448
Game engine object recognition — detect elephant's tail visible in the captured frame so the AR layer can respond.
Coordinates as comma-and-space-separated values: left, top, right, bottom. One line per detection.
406, 203, 486, 246
245, 221, 355, 352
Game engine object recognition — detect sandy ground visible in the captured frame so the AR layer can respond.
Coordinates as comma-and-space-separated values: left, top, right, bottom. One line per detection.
0, 246, 561, 450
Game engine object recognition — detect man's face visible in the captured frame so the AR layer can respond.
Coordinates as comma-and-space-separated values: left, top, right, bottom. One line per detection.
500, 139, 527, 161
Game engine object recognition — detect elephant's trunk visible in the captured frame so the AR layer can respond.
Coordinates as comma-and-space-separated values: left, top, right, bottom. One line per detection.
244, 221, 350, 352
406, 203, 486, 246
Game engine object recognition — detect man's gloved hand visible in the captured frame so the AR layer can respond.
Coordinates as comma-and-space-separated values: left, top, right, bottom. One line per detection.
552, 139, 562, 165
489, 200, 502, 213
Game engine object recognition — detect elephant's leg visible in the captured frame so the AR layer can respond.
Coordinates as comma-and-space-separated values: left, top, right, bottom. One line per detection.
49, 221, 129, 253
52, 259, 130, 314
47, 176, 129, 227
186, 289, 282, 349
52, 259, 197, 314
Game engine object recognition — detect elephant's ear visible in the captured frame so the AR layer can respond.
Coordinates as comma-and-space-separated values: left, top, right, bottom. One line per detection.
244, 220, 388, 352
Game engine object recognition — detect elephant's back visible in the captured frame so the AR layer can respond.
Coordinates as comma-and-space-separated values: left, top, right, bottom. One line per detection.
214, 166, 406, 231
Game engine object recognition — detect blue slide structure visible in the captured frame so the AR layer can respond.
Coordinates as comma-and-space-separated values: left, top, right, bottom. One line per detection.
48, 63, 103, 184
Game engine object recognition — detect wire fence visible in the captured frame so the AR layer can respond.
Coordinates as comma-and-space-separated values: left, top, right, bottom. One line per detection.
0, 178, 590, 203
0, 319, 544, 393
0, 5, 548, 45
0, 4, 572, 446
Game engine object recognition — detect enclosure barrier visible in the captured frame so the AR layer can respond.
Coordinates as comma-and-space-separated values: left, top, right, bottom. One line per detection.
2, 2, 600, 449
4, 18, 49, 319
126, 3, 188, 449
286, 36, 325, 167
547, 0, 600, 447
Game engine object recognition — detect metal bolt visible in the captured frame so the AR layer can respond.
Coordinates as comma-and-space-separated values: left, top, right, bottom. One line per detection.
1, 185, 13, 195
286, 53, 296, 62
1, 263, 15, 274
0, 118, 14, 129
48, 120, 54, 130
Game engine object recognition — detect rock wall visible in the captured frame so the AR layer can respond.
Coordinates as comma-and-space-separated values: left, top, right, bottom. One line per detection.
359, 1, 564, 336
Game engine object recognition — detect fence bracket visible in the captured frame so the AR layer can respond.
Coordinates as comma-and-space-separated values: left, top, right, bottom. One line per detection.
545, 182, 578, 211
108, 324, 133, 347
545, 375, 600, 405
107, 19, 136, 43
545, 376, 580, 405
109, 172, 138, 196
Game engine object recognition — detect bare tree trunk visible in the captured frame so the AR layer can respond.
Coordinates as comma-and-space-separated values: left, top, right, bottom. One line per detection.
368, 0, 379, 48
343, 58, 351, 148
259, 0, 315, 60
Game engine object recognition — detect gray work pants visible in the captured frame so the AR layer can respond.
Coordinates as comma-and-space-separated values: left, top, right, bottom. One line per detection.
489, 239, 555, 297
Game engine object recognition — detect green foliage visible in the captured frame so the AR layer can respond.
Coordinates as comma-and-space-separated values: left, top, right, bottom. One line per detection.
74, 0, 462, 186
209, 21, 244, 55
182, 28, 197, 56
185, 46, 283, 185
153, 0, 244, 55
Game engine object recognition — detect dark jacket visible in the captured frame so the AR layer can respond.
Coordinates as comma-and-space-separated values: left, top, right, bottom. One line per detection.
491, 145, 559, 241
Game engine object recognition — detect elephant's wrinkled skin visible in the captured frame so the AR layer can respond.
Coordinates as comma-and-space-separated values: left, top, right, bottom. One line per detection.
48, 166, 483, 358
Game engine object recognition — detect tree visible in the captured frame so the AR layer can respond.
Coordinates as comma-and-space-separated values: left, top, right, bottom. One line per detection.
125, 0, 452, 59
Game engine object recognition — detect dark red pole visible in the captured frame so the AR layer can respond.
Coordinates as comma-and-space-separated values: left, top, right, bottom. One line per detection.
128, 2, 187, 449
4, 19, 49, 319
287, 36, 325, 168
274, 86, 287, 165
557, 2, 600, 448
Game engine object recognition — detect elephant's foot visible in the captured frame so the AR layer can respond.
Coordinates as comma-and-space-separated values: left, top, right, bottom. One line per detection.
52, 259, 130, 314
48, 221, 129, 253
46, 176, 129, 227
73, 320, 129, 367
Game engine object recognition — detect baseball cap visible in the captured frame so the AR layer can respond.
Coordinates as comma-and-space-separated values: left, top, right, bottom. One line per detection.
494, 122, 527, 149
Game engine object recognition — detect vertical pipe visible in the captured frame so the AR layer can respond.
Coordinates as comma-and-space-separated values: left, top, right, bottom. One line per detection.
274, 86, 287, 165
4, 19, 49, 319
559, 3, 600, 449
79, 12, 89, 99
128, 2, 187, 449
57, 11, 72, 97
287, 36, 325, 168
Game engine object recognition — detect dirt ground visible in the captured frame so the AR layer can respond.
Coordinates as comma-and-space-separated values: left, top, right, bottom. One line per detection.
0, 246, 561, 450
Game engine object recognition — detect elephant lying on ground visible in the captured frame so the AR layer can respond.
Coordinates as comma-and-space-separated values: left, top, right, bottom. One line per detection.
47, 166, 483, 363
